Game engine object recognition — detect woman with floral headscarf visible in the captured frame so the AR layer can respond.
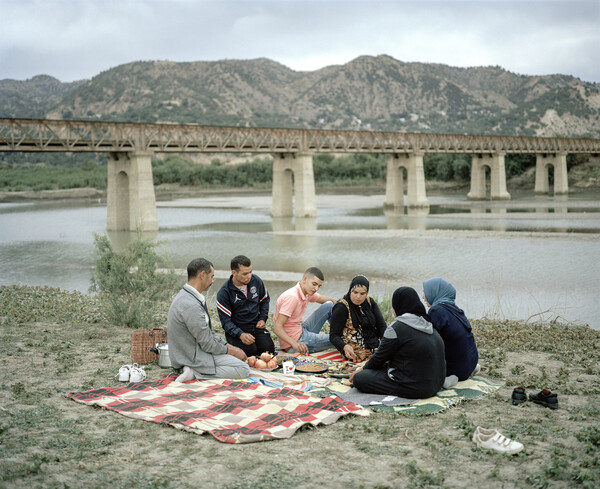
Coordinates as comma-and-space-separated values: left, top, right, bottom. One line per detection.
422, 277, 480, 388
329, 275, 387, 362
351, 287, 446, 398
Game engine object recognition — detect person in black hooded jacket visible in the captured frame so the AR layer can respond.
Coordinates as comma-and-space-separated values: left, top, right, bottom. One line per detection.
351, 287, 446, 399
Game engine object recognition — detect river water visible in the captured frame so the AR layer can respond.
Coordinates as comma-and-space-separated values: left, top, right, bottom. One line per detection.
1, 190, 599, 329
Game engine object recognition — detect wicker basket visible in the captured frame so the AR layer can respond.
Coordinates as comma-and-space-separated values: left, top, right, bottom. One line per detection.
131, 328, 168, 365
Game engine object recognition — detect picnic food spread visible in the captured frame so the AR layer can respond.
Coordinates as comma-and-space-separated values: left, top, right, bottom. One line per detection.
247, 352, 278, 370
246, 350, 366, 377
294, 362, 329, 374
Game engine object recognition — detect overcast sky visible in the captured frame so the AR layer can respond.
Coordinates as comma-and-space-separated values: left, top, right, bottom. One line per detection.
1, 0, 599, 83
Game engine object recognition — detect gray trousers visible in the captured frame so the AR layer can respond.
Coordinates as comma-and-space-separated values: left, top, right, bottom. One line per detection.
192, 354, 250, 379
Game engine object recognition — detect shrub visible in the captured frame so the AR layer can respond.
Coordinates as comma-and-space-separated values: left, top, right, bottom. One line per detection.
90, 232, 180, 328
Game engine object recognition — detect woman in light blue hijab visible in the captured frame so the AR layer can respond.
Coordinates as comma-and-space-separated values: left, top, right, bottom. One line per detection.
422, 277, 479, 388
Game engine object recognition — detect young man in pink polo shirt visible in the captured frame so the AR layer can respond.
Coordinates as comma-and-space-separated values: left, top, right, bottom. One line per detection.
273, 267, 335, 355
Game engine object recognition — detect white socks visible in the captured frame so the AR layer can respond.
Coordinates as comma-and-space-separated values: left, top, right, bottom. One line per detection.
443, 364, 480, 389
175, 366, 195, 382
443, 375, 459, 389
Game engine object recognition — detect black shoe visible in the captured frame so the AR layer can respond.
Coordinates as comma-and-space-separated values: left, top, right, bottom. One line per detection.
529, 389, 559, 409
511, 387, 527, 405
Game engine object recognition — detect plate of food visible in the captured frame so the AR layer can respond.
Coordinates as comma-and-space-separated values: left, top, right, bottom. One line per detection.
275, 355, 299, 366
248, 352, 279, 371
294, 361, 329, 374
329, 373, 350, 378
251, 366, 279, 372
327, 362, 360, 377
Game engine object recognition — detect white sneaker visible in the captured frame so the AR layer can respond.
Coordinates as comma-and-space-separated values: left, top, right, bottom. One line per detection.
116, 364, 132, 382
473, 426, 524, 455
471, 364, 481, 377
129, 365, 146, 383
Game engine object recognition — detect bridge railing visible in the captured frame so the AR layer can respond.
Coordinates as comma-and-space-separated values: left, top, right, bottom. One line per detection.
1, 117, 599, 154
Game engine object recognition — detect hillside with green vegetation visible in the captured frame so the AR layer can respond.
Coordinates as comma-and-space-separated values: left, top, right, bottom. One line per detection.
2, 55, 599, 137
0, 74, 85, 118
1, 55, 598, 193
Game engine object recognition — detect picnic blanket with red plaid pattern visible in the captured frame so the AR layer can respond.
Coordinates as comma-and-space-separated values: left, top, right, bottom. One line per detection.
65, 376, 369, 443
310, 349, 345, 362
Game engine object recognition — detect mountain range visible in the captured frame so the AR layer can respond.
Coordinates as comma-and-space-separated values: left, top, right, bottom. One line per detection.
1, 55, 599, 138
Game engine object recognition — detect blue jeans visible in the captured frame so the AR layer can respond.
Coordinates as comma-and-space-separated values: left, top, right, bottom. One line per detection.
288, 301, 333, 354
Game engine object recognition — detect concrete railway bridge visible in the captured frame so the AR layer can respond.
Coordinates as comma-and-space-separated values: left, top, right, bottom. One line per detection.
1, 118, 599, 231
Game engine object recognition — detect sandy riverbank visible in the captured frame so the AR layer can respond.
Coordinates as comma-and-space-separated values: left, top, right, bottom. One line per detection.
1, 285, 599, 489
0, 182, 442, 203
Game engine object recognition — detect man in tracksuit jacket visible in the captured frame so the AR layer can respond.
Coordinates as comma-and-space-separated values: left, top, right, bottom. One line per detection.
216, 255, 275, 357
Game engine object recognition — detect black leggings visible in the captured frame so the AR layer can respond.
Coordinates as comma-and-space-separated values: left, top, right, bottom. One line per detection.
353, 368, 439, 399
226, 328, 275, 357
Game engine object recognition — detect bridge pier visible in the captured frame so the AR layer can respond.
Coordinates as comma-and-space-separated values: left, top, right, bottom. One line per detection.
535, 153, 568, 195
107, 152, 158, 231
271, 153, 317, 217
468, 153, 511, 200
384, 153, 429, 208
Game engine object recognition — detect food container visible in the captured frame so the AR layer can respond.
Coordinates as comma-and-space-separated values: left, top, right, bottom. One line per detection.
149, 343, 171, 368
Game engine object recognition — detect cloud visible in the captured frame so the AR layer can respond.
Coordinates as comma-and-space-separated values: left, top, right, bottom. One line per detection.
1, 0, 598, 82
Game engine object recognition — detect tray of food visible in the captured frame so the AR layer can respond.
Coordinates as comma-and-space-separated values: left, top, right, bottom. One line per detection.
294, 361, 329, 374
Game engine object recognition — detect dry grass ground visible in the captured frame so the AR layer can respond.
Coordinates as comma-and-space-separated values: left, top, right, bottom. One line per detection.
1, 285, 599, 489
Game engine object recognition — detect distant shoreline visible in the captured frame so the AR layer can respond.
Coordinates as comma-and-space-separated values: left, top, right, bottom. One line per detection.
2, 178, 598, 204
0, 182, 466, 203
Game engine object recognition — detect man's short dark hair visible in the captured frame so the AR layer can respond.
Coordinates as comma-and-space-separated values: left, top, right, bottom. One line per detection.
231, 255, 251, 271
304, 267, 324, 281
187, 258, 213, 281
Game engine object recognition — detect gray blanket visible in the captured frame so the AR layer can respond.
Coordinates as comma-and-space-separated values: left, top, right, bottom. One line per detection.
336, 387, 419, 407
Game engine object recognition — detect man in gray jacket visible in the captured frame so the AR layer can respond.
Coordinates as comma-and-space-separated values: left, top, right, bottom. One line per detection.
167, 257, 250, 382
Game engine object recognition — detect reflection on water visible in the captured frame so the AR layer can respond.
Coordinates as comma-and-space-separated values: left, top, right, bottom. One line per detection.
1, 191, 599, 328
535, 194, 568, 214
271, 216, 318, 232
342, 193, 600, 233
470, 204, 507, 214
270, 217, 318, 271
383, 207, 429, 230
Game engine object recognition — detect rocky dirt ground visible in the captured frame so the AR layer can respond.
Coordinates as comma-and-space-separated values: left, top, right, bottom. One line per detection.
1, 286, 599, 489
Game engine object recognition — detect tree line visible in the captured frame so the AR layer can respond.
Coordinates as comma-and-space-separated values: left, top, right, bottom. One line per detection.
1, 151, 581, 192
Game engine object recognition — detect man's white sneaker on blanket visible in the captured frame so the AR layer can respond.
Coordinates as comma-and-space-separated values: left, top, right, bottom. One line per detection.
175, 366, 195, 383
443, 375, 459, 389
471, 364, 481, 376
129, 365, 146, 383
